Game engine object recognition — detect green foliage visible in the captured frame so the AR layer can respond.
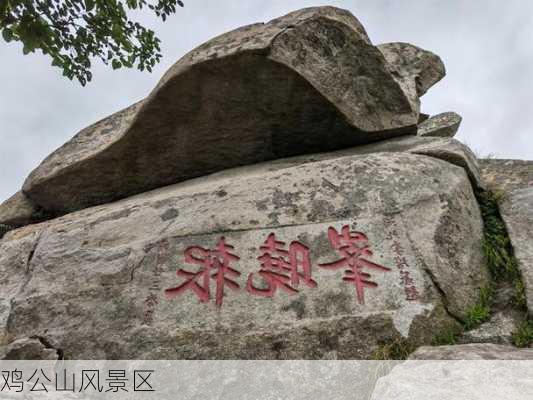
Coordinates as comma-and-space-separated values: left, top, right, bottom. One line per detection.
512, 320, 533, 348
477, 190, 526, 309
372, 339, 415, 360
432, 326, 462, 346
0, 0, 185, 85
463, 285, 492, 330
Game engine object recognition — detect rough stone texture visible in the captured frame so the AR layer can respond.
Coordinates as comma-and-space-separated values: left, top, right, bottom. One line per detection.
460, 311, 521, 345
378, 42, 445, 112
0, 337, 59, 360
409, 343, 533, 359
480, 159, 533, 192
418, 112, 462, 138
0, 191, 39, 227
459, 284, 523, 345
372, 346, 533, 399
0, 152, 488, 359
500, 188, 533, 315
265, 135, 484, 190
22, 6, 420, 216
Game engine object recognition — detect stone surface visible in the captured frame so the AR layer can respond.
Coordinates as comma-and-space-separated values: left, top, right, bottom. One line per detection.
22, 6, 420, 216
0, 151, 488, 359
480, 159, 533, 192
500, 188, 533, 315
0, 337, 59, 360
409, 343, 533, 359
378, 42, 445, 112
459, 311, 521, 345
418, 112, 462, 138
267, 135, 484, 190
372, 346, 533, 399
0, 191, 39, 227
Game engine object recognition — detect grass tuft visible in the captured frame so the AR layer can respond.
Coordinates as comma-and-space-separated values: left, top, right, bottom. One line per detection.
372, 339, 415, 360
477, 190, 526, 310
431, 328, 460, 346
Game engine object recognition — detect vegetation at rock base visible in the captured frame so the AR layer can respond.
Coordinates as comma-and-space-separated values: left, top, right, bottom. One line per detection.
372, 338, 416, 360
429, 286, 492, 346
512, 320, 533, 348
463, 285, 492, 330
429, 190, 526, 348
0, 0, 185, 85
431, 327, 459, 346
477, 190, 526, 309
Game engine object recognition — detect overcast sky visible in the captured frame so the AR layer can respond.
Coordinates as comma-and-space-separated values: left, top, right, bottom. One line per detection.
1, 0, 532, 203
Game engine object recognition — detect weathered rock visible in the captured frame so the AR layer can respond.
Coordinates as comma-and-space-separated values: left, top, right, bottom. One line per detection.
22, 6, 420, 216
378, 42, 445, 112
372, 345, 533, 399
460, 311, 522, 345
0, 191, 39, 227
0, 337, 59, 360
409, 343, 533, 359
418, 113, 430, 123
0, 151, 488, 359
418, 112, 462, 138
500, 188, 533, 314
480, 159, 533, 192
266, 135, 484, 190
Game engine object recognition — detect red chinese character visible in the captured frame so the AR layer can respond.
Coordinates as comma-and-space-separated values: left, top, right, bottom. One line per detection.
247, 233, 317, 297
320, 225, 390, 305
165, 237, 241, 307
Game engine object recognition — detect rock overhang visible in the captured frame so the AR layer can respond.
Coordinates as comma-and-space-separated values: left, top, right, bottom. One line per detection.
12, 5, 446, 218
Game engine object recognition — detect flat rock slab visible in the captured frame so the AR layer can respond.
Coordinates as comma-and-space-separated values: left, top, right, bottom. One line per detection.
500, 188, 533, 314
0, 152, 488, 359
409, 343, 533, 359
371, 345, 533, 399
263, 135, 484, 190
22, 6, 425, 216
480, 159, 533, 192
417, 112, 462, 138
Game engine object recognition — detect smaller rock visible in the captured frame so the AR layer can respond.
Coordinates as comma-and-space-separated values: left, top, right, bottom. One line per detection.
0, 337, 59, 360
480, 159, 533, 192
460, 311, 522, 345
409, 343, 533, 359
418, 112, 462, 138
0, 191, 38, 227
418, 113, 430, 123
378, 42, 445, 113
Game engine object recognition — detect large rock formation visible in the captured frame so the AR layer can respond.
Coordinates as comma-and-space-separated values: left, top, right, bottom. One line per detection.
4, 6, 529, 362
0, 150, 489, 359
12, 6, 448, 217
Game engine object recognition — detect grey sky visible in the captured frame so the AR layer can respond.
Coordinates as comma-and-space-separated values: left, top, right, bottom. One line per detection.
1, 0, 532, 203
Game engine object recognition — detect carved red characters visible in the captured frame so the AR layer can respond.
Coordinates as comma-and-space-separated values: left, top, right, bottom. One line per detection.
319, 225, 391, 305
246, 233, 317, 297
165, 237, 241, 307
166, 225, 393, 308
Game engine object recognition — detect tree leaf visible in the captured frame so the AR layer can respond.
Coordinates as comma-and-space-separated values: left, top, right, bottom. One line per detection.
2, 28, 14, 43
